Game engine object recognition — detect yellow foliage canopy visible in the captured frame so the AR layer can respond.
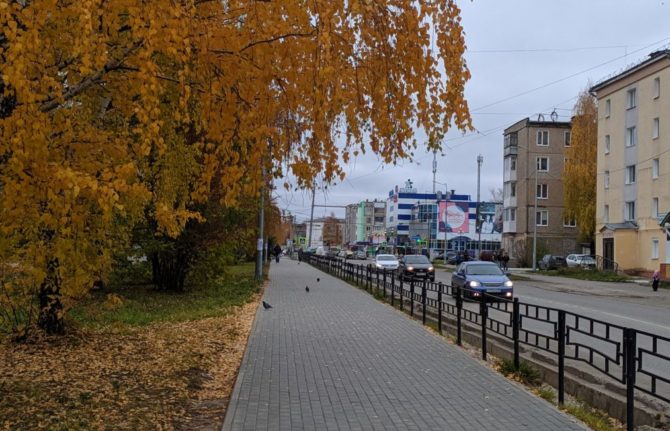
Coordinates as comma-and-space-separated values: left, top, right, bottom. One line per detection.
0, 0, 471, 328
563, 90, 597, 242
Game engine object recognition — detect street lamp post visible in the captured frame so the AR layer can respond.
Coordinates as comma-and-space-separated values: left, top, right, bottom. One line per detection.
476, 155, 483, 259
532, 165, 538, 271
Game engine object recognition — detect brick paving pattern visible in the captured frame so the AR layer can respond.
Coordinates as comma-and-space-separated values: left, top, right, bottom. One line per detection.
222, 259, 586, 430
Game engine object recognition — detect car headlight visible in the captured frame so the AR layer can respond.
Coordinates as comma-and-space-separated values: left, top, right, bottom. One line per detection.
428, 266, 434, 271
376, 263, 382, 268
504, 280, 513, 288
505, 292, 512, 297
469, 280, 481, 287
407, 266, 414, 271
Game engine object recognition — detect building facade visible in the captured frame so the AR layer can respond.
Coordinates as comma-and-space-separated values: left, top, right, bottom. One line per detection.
388, 179, 502, 255
591, 50, 670, 276
502, 117, 579, 265
344, 204, 359, 244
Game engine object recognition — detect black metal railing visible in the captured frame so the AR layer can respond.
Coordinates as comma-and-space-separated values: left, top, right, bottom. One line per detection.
304, 255, 669, 430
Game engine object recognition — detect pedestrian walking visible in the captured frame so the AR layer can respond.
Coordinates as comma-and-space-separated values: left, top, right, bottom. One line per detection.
652, 269, 660, 292
274, 244, 282, 263
297, 248, 303, 262
502, 251, 509, 271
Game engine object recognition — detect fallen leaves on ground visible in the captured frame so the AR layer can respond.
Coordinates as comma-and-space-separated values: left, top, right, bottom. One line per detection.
0, 296, 259, 430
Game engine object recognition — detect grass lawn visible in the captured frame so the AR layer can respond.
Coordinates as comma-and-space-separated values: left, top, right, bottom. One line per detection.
0, 262, 262, 431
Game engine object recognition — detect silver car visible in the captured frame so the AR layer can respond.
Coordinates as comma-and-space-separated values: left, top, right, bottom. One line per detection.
374, 254, 399, 270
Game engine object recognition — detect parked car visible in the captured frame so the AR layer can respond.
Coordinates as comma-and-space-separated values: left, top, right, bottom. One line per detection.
538, 254, 567, 270
434, 251, 457, 262
566, 254, 596, 269
398, 254, 435, 281
355, 249, 367, 260
374, 254, 399, 271
337, 249, 353, 259
448, 252, 471, 265
450, 261, 513, 301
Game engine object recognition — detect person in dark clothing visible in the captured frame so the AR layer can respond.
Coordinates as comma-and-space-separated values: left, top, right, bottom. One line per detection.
652, 269, 660, 292
273, 244, 282, 263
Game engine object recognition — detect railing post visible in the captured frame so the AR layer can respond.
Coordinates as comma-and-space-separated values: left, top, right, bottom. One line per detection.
558, 310, 566, 405
390, 271, 395, 306
383, 269, 387, 298
480, 296, 488, 361
456, 285, 463, 346
410, 279, 415, 317
376, 268, 380, 295
624, 328, 637, 431
421, 279, 427, 325
513, 298, 520, 370
437, 282, 443, 334
399, 276, 404, 311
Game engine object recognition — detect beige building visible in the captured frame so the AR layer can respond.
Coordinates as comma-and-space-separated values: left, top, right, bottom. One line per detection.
591, 50, 670, 276
502, 118, 579, 266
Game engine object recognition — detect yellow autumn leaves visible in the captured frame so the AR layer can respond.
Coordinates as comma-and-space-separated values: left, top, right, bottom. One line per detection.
0, 0, 471, 334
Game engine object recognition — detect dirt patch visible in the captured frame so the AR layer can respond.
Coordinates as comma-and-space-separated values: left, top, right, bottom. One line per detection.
0, 296, 259, 430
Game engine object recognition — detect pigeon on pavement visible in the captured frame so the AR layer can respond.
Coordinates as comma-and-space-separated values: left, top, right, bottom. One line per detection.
262, 301, 272, 309
317, 278, 320, 282
305, 286, 310, 292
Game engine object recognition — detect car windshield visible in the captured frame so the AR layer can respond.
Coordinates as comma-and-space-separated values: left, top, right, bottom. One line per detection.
377, 255, 396, 261
404, 256, 430, 264
465, 264, 504, 276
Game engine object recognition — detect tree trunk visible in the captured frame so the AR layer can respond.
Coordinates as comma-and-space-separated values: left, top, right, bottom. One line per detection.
37, 258, 65, 335
150, 249, 189, 292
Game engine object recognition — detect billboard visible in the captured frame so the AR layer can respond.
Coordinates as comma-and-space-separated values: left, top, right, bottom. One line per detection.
438, 201, 469, 233
476, 202, 503, 234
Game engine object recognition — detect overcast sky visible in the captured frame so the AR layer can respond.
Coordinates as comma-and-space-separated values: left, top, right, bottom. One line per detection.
276, 0, 670, 222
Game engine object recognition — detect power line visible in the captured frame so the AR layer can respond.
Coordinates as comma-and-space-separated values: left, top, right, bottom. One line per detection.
471, 36, 670, 113
467, 45, 628, 54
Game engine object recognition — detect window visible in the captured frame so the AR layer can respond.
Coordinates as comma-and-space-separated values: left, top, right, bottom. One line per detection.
564, 131, 571, 146
389, 216, 394, 222
510, 182, 516, 197
510, 157, 516, 171
536, 157, 549, 172
625, 165, 636, 184
654, 77, 660, 99
624, 201, 636, 221
653, 118, 660, 139
563, 217, 576, 227
652, 239, 660, 259
536, 210, 548, 226
653, 158, 659, 179
536, 130, 549, 146
510, 208, 516, 222
626, 88, 637, 109
605, 135, 610, 154
604, 205, 609, 223
604, 170, 610, 189
626, 126, 637, 147
652, 197, 659, 218
536, 183, 548, 199
605, 99, 611, 117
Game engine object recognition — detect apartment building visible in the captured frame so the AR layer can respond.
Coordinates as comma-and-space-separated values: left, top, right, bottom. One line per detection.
591, 50, 670, 275
502, 117, 579, 265
344, 204, 359, 244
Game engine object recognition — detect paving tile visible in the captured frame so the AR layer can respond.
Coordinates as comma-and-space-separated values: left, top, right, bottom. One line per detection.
222, 260, 587, 431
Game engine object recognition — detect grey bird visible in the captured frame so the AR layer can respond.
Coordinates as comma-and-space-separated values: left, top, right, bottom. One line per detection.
317, 278, 320, 282
305, 286, 310, 292
262, 301, 272, 309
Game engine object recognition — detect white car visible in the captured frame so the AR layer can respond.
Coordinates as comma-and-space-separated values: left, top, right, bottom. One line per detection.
566, 254, 596, 269
374, 254, 399, 270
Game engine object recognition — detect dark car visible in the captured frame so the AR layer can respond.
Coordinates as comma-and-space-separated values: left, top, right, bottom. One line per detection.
450, 261, 513, 301
448, 252, 471, 265
398, 254, 435, 281
538, 254, 567, 270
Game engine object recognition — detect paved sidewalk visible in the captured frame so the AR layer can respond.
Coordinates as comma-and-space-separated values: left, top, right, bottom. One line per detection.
222, 259, 586, 430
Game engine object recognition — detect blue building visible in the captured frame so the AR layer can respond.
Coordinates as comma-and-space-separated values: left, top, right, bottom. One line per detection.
386, 179, 502, 256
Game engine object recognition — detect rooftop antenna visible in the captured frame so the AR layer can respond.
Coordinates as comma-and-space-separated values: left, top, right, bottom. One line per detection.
550, 109, 558, 122
537, 113, 545, 122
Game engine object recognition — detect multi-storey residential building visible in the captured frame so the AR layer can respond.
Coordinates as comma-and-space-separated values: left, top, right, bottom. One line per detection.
502, 117, 579, 265
344, 200, 386, 245
344, 204, 359, 244
591, 50, 670, 275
